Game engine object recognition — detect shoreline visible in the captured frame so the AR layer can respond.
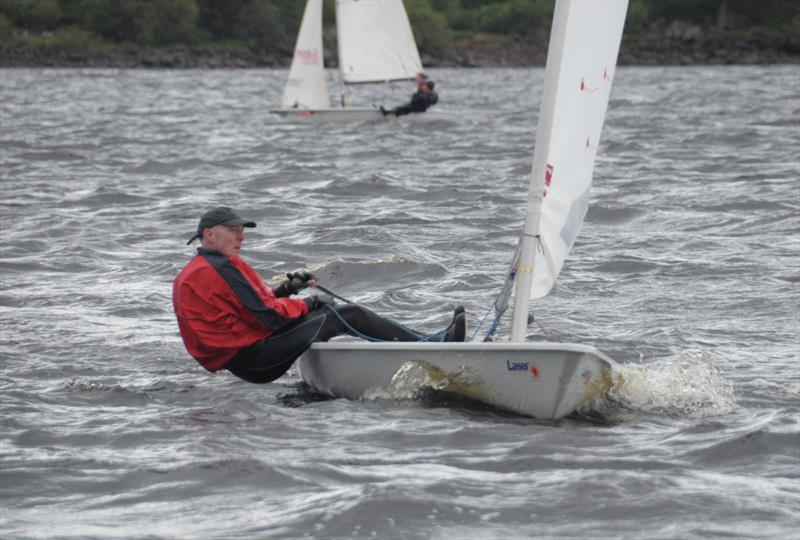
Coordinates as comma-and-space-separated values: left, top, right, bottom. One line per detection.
1, 32, 797, 69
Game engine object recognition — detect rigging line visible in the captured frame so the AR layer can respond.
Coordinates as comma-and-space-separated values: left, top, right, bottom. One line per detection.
531, 318, 549, 341
484, 278, 512, 340
470, 269, 518, 341
314, 284, 354, 304
323, 305, 447, 343
469, 300, 495, 341
311, 285, 447, 343
481, 237, 523, 340
321, 305, 380, 342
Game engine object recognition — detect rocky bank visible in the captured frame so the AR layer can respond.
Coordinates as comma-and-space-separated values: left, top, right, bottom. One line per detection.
1, 26, 797, 68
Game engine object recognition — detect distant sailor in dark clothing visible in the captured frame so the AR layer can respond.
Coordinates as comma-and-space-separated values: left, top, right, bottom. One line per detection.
381, 78, 438, 117
173, 207, 466, 384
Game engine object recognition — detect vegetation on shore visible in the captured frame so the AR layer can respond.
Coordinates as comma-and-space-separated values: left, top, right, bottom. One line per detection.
0, 0, 798, 67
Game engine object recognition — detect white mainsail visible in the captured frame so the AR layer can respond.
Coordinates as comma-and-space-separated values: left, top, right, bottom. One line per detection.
511, 0, 628, 340
281, 0, 330, 109
335, 0, 423, 84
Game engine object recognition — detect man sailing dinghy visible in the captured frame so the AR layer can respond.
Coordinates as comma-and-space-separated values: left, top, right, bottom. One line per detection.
272, 0, 441, 123
296, 0, 630, 419
173, 208, 467, 384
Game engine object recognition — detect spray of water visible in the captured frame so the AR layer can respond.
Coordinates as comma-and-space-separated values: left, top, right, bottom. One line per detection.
596, 349, 736, 422
360, 351, 734, 423
363, 360, 485, 402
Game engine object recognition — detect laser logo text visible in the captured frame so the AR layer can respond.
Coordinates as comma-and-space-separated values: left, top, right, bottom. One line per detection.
506, 360, 539, 378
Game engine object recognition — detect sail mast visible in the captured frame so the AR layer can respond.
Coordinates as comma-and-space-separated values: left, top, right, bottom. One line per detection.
510, 0, 572, 342
510, 0, 628, 341
335, 0, 346, 88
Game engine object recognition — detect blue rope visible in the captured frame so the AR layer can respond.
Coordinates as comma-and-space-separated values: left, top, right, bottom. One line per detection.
470, 271, 516, 341
323, 304, 448, 343
469, 302, 494, 342
316, 283, 509, 344
484, 304, 506, 340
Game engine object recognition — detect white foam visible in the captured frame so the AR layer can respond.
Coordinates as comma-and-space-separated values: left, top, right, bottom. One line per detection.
363, 360, 482, 401
601, 349, 736, 420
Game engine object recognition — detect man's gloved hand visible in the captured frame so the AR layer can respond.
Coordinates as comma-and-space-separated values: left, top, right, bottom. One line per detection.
286, 271, 316, 294
304, 293, 334, 311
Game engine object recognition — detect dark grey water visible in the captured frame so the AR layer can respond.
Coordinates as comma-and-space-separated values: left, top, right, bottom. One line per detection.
1, 66, 798, 539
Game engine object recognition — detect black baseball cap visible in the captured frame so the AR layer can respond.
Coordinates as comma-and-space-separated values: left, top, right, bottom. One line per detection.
186, 206, 256, 245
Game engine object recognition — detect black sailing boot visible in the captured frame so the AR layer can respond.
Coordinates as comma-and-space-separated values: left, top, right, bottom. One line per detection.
444, 306, 466, 342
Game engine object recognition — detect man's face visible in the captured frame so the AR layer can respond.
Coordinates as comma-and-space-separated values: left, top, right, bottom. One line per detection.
203, 224, 245, 257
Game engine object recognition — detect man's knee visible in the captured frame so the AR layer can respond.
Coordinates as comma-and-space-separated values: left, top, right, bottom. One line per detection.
337, 304, 370, 326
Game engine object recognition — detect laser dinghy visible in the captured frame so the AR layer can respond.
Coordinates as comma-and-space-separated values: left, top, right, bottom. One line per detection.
298, 0, 630, 418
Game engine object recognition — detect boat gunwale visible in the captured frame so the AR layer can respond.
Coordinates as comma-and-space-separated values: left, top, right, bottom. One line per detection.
270, 107, 382, 114
308, 340, 615, 362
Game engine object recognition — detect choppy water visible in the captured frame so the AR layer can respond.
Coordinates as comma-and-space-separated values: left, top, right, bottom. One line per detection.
1, 65, 798, 539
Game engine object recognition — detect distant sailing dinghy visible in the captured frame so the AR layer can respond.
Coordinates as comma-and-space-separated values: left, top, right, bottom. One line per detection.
272, 0, 438, 123
298, 0, 630, 419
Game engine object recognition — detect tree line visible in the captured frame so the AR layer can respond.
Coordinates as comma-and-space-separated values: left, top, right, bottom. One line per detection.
1, 0, 798, 57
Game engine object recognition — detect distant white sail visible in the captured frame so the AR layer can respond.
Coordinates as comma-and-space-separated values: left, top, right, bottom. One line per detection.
335, 0, 423, 84
528, 0, 628, 299
282, 0, 329, 109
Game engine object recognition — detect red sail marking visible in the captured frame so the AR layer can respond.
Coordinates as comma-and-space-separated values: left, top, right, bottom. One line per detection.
296, 48, 321, 65
543, 163, 554, 197
580, 78, 599, 93
586, 137, 597, 151
582, 68, 613, 93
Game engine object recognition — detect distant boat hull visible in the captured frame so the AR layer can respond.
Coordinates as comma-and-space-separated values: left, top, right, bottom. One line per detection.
296, 341, 617, 419
271, 107, 452, 124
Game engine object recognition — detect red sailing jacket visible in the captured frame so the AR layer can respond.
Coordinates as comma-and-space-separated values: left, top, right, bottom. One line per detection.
172, 249, 309, 372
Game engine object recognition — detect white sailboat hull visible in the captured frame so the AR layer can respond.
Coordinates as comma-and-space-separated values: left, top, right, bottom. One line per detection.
297, 341, 617, 419
271, 107, 451, 124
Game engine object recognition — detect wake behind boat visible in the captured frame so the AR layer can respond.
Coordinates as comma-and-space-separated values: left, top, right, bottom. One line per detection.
297, 0, 630, 419
272, 0, 447, 124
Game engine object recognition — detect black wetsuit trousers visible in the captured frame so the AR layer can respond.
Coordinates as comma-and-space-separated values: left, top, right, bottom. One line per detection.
394, 104, 426, 116
225, 304, 427, 384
